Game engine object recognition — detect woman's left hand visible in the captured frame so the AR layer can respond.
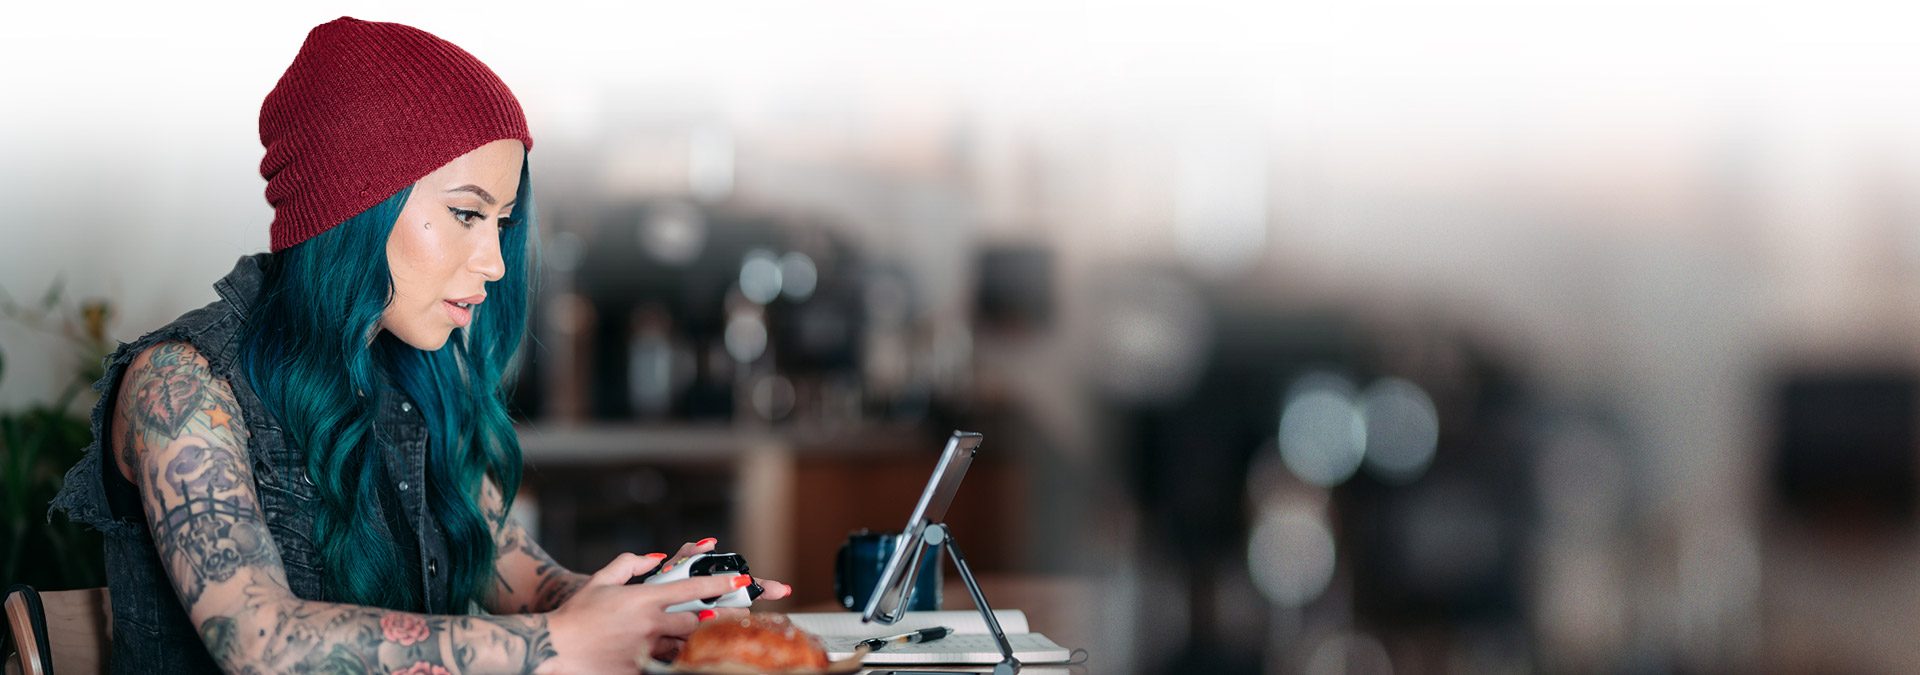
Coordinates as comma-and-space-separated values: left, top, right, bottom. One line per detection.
648, 538, 793, 660
663, 537, 794, 601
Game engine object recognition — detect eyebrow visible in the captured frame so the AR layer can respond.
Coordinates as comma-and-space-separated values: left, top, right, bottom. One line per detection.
445, 184, 516, 209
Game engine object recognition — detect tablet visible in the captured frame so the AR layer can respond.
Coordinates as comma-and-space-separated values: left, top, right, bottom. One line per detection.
861, 431, 984, 625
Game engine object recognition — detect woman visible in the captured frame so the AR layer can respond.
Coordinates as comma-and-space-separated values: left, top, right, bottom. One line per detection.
50, 17, 788, 674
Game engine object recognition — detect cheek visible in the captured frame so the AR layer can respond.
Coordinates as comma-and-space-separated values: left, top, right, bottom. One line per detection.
387, 221, 459, 300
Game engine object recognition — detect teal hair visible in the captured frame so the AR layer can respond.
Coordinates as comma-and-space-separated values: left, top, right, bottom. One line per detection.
241, 159, 537, 613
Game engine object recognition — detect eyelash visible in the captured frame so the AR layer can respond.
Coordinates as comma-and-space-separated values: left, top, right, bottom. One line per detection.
447, 207, 519, 229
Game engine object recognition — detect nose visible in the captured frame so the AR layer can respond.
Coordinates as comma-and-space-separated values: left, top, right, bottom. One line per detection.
470, 228, 506, 282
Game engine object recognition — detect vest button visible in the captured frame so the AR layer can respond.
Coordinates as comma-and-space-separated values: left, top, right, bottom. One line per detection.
427, 558, 438, 576
401, 402, 412, 413
299, 470, 314, 487
398, 480, 410, 492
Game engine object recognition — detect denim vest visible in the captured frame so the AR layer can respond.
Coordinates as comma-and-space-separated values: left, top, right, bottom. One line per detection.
49, 253, 455, 674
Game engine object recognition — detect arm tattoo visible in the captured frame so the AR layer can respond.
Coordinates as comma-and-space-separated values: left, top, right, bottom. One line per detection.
207, 588, 556, 674
149, 438, 278, 608
120, 341, 247, 483
483, 479, 588, 614
120, 342, 559, 674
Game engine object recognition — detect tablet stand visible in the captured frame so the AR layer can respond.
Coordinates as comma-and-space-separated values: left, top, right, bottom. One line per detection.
889, 522, 1021, 675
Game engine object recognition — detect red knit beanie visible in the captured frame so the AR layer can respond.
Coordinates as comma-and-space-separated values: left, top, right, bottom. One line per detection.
260, 16, 534, 252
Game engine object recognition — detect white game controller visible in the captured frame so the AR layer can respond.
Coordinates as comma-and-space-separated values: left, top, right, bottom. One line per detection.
629, 552, 764, 613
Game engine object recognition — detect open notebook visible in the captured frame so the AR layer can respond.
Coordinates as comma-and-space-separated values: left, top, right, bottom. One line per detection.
787, 610, 1071, 665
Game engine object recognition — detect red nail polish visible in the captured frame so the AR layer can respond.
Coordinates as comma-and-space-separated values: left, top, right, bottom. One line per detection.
698, 609, 716, 622
645, 552, 667, 559
697, 538, 717, 547
733, 575, 753, 589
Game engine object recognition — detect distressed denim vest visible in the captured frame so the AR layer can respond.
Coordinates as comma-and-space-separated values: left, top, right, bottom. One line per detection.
50, 253, 455, 674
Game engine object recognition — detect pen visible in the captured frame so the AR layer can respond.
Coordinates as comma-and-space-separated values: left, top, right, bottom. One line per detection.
859, 626, 952, 651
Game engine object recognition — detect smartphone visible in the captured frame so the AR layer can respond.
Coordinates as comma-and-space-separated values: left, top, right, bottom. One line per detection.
860, 431, 983, 625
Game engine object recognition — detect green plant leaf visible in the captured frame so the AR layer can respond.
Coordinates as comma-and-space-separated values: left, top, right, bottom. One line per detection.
0, 276, 110, 591
0, 405, 106, 590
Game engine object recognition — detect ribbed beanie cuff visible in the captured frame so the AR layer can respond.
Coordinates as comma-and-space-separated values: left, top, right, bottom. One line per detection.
260, 17, 533, 251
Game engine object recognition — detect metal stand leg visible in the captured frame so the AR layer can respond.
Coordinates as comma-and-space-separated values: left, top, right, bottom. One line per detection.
934, 523, 1021, 675
877, 523, 1021, 675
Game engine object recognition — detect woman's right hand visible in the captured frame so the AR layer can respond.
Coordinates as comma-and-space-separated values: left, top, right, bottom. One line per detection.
541, 552, 751, 674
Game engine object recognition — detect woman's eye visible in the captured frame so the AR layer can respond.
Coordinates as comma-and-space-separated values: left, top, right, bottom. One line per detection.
498, 215, 520, 229
447, 207, 483, 227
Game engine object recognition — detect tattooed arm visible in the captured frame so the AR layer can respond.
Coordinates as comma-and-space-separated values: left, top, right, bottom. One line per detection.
481, 477, 589, 614
113, 341, 557, 674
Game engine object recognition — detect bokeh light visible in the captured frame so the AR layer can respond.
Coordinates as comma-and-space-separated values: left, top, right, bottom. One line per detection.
751, 374, 796, 420
1279, 372, 1366, 487
1248, 505, 1337, 609
739, 249, 784, 305
638, 201, 706, 266
724, 313, 768, 363
1360, 378, 1440, 484
778, 252, 818, 301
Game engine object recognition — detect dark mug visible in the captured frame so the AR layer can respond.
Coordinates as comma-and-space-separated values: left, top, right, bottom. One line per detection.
833, 529, 942, 612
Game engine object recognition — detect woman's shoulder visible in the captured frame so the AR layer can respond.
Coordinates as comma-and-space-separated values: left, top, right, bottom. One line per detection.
111, 340, 251, 483
124, 340, 221, 379
118, 340, 248, 422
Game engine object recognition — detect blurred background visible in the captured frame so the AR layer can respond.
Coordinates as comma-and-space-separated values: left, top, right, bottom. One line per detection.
10, 1, 1920, 672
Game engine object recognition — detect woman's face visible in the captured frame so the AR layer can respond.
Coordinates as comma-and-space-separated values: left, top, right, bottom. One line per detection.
380, 138, 525, 351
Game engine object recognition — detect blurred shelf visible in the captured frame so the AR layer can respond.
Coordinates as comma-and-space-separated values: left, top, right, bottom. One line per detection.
512, 422, 939, 464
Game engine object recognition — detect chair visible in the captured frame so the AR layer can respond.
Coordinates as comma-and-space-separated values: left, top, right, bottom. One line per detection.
4, 585, 112, 675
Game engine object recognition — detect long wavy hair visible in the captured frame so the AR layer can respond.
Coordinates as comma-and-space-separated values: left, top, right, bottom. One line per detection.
240, 158, 536, 613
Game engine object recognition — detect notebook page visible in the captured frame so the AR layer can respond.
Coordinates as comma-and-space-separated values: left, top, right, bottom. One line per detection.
786, 610, 1030, 638
823, 632, 1071, 664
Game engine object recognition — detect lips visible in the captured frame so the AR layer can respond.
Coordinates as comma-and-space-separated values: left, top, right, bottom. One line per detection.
442, 293, 486, 328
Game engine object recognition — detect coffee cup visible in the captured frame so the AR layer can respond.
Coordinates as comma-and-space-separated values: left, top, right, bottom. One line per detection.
833, 529, 943, 612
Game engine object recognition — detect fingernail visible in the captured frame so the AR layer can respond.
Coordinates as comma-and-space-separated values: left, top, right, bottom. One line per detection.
697, 538, 717, 547
645, 553, 667, 559
698, 609, 717, 622
734, 575, 753, 589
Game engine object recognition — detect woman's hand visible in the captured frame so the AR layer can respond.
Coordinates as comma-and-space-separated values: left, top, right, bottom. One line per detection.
541, 552, 758, 674
668, 536, 794, 605
665, 538, 794, 617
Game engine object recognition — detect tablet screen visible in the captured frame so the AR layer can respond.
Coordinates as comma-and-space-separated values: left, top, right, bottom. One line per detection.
861, 431, 983, 624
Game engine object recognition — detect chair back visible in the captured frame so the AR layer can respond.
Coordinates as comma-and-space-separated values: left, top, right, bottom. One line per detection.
4, 585, 112, 675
